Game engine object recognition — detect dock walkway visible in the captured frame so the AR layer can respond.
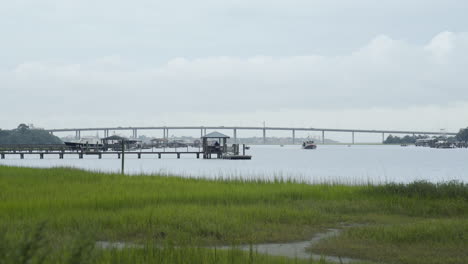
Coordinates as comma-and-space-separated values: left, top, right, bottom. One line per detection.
0, 151, 203, 159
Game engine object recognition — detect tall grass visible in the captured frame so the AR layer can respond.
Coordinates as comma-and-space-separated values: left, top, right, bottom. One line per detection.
366, 180, 468, 199
312, 219, 468, 264
0, 165, 466, 264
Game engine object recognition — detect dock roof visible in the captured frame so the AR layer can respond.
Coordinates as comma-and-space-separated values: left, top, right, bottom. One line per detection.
102, 135, 128, 141
102, 135, 138, 143
202, 131, 230, 138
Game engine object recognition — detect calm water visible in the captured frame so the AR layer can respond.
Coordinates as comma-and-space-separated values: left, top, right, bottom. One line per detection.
1, 145, 467, 184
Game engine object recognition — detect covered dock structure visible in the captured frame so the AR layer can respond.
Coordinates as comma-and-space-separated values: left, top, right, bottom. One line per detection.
202, 132, 251, 159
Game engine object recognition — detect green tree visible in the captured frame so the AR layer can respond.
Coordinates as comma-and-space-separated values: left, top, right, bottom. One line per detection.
17, 123, 30, 133
0, 124, 63, 145
456, 127, 468, 142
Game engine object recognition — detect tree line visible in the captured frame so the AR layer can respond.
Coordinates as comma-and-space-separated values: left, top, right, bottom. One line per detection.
0, 124, 63, 145
384, 127, 468, 144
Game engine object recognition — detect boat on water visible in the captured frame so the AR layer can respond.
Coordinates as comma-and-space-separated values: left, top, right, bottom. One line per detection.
64, 137, 103, 151
302, 140, 317, 149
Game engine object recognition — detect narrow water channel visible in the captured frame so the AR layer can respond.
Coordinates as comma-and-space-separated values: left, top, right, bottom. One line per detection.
96, 228, 361, 263
217, 228, 359, 263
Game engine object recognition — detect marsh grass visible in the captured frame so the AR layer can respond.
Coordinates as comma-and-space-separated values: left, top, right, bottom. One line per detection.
365, 180, 467, 199
0, 166, 466, 264
0, 226, 318, 264
312, 219, 467, 264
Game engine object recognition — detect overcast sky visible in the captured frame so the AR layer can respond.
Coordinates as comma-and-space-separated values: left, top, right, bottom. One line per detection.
1, 0, 468, 136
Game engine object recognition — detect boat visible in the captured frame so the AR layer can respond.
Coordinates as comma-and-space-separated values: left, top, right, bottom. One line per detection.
64, 137, 103, 151
302, 140, 317, 149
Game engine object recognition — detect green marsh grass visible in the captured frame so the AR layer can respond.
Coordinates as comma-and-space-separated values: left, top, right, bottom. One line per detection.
0, 166, 466, 263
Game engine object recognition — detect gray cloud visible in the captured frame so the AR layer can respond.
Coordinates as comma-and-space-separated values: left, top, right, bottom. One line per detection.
1, 1, 468, 131
2, 32, 468, 130
1, 0, 467, 65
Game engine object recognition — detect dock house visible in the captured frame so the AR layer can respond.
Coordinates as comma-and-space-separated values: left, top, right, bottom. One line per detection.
202, 132, 229, 159
202, 131, 251, 159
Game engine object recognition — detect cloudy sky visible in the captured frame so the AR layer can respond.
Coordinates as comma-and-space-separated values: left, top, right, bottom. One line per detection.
1, 0, 468, 136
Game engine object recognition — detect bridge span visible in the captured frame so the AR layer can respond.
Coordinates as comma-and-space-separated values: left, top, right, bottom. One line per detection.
45, 126, 456, 144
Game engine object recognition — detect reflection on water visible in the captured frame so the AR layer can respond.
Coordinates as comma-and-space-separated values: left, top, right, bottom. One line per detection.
1, 145, 467, 184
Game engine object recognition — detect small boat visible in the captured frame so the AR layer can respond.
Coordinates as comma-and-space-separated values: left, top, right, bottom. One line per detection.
302, 141, 317, 149
64, 137, 103, 151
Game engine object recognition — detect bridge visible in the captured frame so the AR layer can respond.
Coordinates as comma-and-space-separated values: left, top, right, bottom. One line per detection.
45, 126, 457, 144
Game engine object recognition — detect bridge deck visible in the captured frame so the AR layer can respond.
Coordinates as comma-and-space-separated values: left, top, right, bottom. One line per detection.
45, 126, 457, 135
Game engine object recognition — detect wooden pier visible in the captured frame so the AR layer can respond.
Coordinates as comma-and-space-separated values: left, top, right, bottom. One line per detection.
0, 131, 252, 160
221, 155, 252, 160
0, 151, 203, 160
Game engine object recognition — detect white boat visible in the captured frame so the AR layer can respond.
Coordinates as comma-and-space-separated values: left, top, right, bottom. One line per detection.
302, 141, 317, 149
64, 137, 102, 150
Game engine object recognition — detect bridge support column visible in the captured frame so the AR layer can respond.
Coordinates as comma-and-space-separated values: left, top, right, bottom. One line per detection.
233, 129, 237, 144
382, 133, 385, 143
352, 132, 355, 144
75, 130, 81, 139
263, 128, 266, 144
292, 130, 295, 144
200, 128, 203, 138
132, 129, 138, 139
322, 131, 325, 144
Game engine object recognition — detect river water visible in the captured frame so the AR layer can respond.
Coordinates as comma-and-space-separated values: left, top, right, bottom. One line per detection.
1, 145, 467, 184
